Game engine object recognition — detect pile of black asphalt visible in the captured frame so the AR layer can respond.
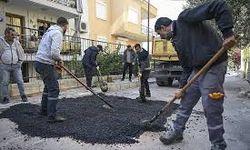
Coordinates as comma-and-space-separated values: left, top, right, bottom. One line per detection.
0, 94, 179, 144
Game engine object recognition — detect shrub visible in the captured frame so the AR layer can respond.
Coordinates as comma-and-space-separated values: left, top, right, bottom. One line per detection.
97, 45, 123, 76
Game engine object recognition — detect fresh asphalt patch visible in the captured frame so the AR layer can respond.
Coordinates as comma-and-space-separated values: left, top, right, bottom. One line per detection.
0, 94, 179, 144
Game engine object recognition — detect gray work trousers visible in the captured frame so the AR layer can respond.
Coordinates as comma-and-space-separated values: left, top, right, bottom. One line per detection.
173, 61, 227, 146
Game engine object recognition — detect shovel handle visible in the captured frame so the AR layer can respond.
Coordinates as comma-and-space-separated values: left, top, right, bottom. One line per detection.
181, 46, 225, 93
148, 46, 226, 123
60, 65, 114, 108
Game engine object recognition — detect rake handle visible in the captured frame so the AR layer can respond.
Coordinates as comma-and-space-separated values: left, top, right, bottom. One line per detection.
60, 65, 114, 108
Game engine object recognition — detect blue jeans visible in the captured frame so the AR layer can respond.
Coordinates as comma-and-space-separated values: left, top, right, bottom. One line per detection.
34, 61, 60, 117
0, 63, 26, 99
173, 61, 227, 146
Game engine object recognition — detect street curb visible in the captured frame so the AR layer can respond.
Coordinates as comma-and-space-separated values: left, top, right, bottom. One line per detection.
0, 78, 141, 112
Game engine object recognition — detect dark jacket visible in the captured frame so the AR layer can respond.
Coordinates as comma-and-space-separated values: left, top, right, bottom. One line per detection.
82, 46, 99, 68
38, 26, 48, 37
122, 48, 136, 63
137, 48, 151, 72
172, 0, 234, 87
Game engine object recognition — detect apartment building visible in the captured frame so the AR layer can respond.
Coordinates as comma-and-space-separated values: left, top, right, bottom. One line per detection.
0, 0, 87, 83
0, 0, 157, 96
88, 0, 157, 51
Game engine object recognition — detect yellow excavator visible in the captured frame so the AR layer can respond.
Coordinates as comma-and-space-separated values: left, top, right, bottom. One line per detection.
151, 38, 183, 86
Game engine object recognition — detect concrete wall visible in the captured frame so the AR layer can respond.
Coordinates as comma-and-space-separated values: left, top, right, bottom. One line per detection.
6, 5, 56, 29
80, 0, 89, 39
88, 0, 112, 41
88, 0, 150, 45
5, 5, 76, 36
0, 1, 6, 36
9, 75, 139, 97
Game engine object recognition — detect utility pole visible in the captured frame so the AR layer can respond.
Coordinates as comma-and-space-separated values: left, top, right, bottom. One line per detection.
147, 0, 150, 51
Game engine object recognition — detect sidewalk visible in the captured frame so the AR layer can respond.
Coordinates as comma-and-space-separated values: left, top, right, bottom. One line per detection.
0, 77, 140, 111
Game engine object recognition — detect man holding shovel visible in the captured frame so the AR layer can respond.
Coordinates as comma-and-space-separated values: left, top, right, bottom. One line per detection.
82, 45, 103, 88
134, 43, 151, 102
34, 17, 68, 123
154, 0, 236, 149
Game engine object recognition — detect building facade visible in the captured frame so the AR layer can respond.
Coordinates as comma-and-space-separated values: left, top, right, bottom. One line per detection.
88, 0, 157, 51
0, 0, 157, 96
0, 0, 87, 82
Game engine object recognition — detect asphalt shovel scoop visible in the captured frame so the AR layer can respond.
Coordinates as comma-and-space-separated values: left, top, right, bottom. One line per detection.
60, 65, 114, 109
142, 46, 227, 127
96, 67, 108, 92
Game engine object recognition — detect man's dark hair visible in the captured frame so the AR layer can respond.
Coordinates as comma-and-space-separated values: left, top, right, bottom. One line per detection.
154, 17, 172, 31
57, 17, 69, 26
5, 27, 15, 34
127, 45, 132, 48
134, 43, 141, 48
97, 45, 103, 51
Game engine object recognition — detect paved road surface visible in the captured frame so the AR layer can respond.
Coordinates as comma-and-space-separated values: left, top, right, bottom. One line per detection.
0, 75, 249, 150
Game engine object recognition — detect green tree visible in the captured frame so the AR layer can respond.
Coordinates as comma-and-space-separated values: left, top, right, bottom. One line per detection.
97, 44, 123, 76
242, 44, 250, 77
67, 54, 84, 77
185, 0, 250, 47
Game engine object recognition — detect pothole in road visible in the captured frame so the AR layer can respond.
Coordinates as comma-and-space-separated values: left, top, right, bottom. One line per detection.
0, 94, 179, 144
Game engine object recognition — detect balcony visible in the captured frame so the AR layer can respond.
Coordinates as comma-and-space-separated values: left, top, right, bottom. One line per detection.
48, 0, 76, 9
141, 24, 154, 36
7, 25, 81, 57
6, 25, 128, 61
5, 0, 78, 18
140, 0, 157, 19
112, 23, 154, 42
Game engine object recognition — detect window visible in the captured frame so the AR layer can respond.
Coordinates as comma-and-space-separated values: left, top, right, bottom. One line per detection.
97, 35, 108, 47
22, 62, 29, 83
6, 13, 25, 48
128, 7, 138, 24
116, 38, 128, 54
37, 19, 55, 28
96, 0, 107, 20
6, 13, 24, 35
37, 19, 55, 38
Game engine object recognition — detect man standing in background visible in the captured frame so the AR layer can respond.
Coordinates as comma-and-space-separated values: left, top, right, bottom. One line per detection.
38, 22, 48, 37
134, 43, 151, 102
121, 45, 136, 82
0, 27, 27, 104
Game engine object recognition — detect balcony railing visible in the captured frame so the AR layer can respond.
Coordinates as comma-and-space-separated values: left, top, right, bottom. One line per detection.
48, 0, 76, 8
141, 24, 154, 36
7, 24, 80, 54
6, 25, 127, 55
140, 0, 157, 18
6, 25, 127, 83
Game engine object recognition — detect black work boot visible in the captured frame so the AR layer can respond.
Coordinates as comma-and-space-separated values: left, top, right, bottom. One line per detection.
47, 116, 66, 123
40, 109, 47, 116
1, 97, 10, 104
21, 95, 28, 102
136, 95, 147, 103
159, 128, 183, 145
211, 141, 227, 150
146, 92, 151, 97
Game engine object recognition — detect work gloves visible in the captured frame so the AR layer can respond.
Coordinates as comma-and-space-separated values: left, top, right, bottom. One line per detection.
55, 60, 63, 74
223, 35, 236, 49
